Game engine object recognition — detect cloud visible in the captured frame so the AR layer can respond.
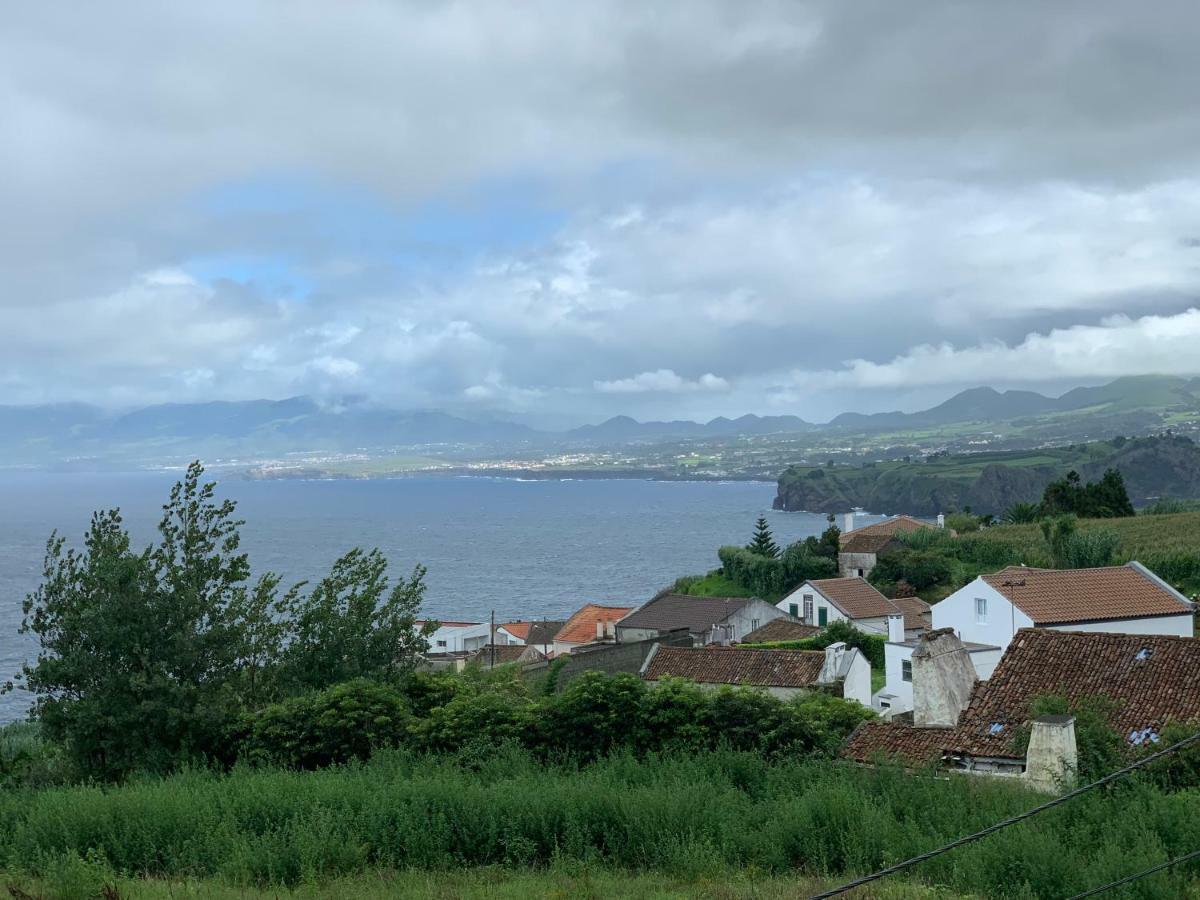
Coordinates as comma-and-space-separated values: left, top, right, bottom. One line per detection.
595, 370, 730, 394
4, 2, 1200, 422
775, 309, 1200, 392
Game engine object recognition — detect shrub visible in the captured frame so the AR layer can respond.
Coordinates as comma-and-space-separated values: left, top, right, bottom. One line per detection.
414, 689, 533, 754
241, 679, 412, 769
869, 549, 953, 591
537, 672, 648, 758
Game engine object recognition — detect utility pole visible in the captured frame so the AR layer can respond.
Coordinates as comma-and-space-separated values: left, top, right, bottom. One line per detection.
490, 609, 496, 668
1002, 578, 1025, 642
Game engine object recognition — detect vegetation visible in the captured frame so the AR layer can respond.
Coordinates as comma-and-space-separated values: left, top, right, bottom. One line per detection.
1038, 468, 1135, 518
0, 748, 1198, 897
743, 620, 887, 669
746, 516, 780, 558
716, 544, 836, 600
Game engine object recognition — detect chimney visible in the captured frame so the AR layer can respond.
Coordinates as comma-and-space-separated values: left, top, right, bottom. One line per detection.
819, 641, 847, 683
887, 613, 905, 643
937, 513, 945, 529
912, 628, 977, 727
1024, 715, 1077, 793
843, 511, 855, 533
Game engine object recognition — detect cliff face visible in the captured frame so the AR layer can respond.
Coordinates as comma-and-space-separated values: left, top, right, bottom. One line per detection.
773, 436, 1200, 515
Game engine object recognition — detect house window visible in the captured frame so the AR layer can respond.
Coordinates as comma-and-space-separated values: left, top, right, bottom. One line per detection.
751, 618, 760, 631
818, 607, 828, 627
803, 594, 814, 622
975, 597, 988, 624
789, 603, 799, 617
856, 568, 865, 577
902, 660, 912, 682
436, 640, 447, 648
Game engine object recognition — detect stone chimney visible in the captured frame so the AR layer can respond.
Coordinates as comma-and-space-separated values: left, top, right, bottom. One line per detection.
887, 613, 905, 643
1024, 715, 1077, 793
819, 641, 848, 683
937, 513, 945, 528
843, 511, 855, 533
912, 628, 977, 727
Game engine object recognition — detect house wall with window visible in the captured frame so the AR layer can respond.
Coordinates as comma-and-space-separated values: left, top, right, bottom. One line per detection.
932, 581, 1033, 651
779, 582, 844, 629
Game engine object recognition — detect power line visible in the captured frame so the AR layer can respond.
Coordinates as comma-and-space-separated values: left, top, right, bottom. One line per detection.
809, 728, 1200, 899
1067, 848, 1200, 899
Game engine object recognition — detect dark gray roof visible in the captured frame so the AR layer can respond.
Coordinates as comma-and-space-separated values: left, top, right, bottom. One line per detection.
525, 620, 566, 646
618, 593, 754, 633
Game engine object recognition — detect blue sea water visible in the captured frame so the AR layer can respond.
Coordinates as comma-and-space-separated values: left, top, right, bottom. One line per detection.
0, 472, 873, 723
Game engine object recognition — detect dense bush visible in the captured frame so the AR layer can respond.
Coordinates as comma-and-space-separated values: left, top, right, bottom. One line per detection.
744, 620, 886, 670
240, 679, 412, 769
869, 549, 953, 591
1, 748, 1198, 897
718, 543, 836, 598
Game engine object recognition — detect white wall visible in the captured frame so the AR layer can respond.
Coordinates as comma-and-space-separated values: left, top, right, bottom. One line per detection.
1046, 615, 1194, 637
933, 579, 1034, 648
878, 642, 914, 712
841, 649, 873, 707
725, 599, 789, 642
427, 622, 496, 653
778, 581, 848, 629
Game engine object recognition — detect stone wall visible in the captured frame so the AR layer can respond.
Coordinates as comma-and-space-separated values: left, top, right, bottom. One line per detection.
524, 629, 694, 690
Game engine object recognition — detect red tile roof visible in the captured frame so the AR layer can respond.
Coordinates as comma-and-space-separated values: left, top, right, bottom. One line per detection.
840, 532, 899, 555
740, 619, 824, 643
842, 628, 1200, 766
554, 604, 635, 644
499, 622, 532, 641
617, 593, 753, 633
841, 515, 935, 545
892, 595, 932, 631
809, 577, 896, 619
643, 645, 826, 688
982, 563, 1193, 625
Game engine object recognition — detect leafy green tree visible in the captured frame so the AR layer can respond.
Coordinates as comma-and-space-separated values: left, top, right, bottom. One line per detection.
868, 549, 952, 592
1040, 469, 1134, 518
276, 548, 435, 695
780, 541, 837, 588
746, 516, 780, 558
803, 524, 841, 560
14, 462, 286, 777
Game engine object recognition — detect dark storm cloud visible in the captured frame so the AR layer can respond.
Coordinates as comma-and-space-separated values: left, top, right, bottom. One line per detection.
3, 1, 1200, 422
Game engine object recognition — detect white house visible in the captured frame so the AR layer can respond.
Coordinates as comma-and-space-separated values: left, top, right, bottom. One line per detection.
874, 562, 1196, 715
420, 621, 502, 654
777, 576, 929, 637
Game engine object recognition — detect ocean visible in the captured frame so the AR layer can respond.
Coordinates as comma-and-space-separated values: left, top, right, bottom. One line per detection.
0, 471, 873, 723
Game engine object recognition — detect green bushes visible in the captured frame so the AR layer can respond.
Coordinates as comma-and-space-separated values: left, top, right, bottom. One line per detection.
746, 620, 887, 671
0, 749, 1198, 897
240, 680, 412, 769
869, 549, 953, 591
717, 544, 836, 599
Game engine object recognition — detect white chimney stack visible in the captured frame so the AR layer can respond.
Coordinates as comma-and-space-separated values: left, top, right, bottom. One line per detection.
937, 513, 945, 528
1025, 715, 1077, 793
819, 641, 847, 684
843, 511, 855, 533
887, 613, 905, 643
912, 628, 977, 727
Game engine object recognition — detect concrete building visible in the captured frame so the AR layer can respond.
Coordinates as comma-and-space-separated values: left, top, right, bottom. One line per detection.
551, 604, 634, 656
466, 643, 546, 669
845, 627, 1200, 790
876, 562, 1196, 714
640, 642, 873, 707
838, 514, 942, 579
616, 593, 790, 645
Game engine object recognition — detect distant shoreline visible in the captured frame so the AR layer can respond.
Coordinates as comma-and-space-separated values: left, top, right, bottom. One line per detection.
238, 466, 779, 484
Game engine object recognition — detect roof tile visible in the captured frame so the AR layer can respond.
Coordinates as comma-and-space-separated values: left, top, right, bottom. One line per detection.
982, 563, 1192, 625
643, 645, 825, 688
554, 604, 634, 644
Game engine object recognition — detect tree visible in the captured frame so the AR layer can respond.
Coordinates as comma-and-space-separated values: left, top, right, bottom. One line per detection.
1039, 469, 1133, 519
15, 462, 285, 777
13, 462, 435, 779
276, 548, 435, 695
746, 516, 780, 558
1004, 502, 1041, 524
803, 524, 841, 560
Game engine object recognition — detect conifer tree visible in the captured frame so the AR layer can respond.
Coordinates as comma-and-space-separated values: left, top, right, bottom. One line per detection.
747, 516, 780, 558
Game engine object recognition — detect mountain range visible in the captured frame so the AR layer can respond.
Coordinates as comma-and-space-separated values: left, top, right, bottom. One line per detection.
2, 375, 1200, 467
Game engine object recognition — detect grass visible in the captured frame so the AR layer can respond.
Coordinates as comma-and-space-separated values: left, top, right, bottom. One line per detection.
0, 867, 963, 899
673, 572, 759, 599
871, 669, 886, 694
1, 748, 1199, 898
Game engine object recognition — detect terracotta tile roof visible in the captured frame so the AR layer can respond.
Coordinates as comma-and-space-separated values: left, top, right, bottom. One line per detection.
468, 644, 544, 667
840, 532, 898, 555
982, 563, 1193, 625
842, 628, 1200, 766
840, 515, 935, 546
643, 645, 825, 688
892, 596, 932, 631
949, 628, 1200, 760
554, 604, 635, 644
841, 721, 952, 766
499, 622, 531, 641
810, 577, 896, 619
617, 593, 754, 633
741, 619, 824, 643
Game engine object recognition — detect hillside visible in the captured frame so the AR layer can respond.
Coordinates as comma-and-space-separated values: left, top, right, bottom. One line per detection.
773, 435, 1200, 515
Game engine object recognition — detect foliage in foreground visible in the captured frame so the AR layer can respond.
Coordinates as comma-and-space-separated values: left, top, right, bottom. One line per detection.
743, 620, 886, 670
0, 748, 1197, 898
9, 462, 435, 780
239, 670, 873, 768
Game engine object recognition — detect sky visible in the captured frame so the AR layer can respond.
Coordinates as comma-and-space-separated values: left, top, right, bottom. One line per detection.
4, 1, 1200, 427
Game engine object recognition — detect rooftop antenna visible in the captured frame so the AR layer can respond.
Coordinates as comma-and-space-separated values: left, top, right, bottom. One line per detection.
1002, 578, 1026, 642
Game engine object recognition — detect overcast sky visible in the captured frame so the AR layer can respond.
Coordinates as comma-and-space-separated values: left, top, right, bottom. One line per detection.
4, 1, 1200, 426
